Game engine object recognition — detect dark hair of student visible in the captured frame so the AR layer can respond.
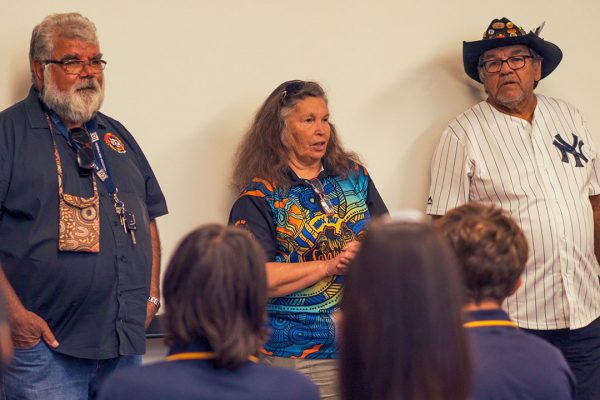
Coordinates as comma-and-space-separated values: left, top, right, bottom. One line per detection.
163, 224, 268, 369
341, 221, 471, 400
434, 202, 529, 305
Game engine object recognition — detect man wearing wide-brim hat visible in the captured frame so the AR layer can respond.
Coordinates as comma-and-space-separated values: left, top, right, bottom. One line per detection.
427, 17, 600, 400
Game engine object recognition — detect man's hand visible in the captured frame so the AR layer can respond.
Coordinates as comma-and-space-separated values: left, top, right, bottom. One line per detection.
10, 310, 58, 349
327, 241, 361, 276
144, 302, 159, 330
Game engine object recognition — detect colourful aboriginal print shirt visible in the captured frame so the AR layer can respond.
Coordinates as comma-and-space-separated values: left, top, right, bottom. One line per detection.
229, 161, 387, 358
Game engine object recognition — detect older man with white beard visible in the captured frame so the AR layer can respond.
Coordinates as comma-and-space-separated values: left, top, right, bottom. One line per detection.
0, 13, 168, 399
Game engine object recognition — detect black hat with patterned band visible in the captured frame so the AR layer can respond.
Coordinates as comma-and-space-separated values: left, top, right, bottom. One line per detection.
463, 17, 563, 83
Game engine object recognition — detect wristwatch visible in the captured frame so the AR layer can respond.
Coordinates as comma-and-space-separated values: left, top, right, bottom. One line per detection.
147, 296, 161, 310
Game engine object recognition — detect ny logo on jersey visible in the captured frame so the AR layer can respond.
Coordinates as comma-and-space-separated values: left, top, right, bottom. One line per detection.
553, 134, 588, 167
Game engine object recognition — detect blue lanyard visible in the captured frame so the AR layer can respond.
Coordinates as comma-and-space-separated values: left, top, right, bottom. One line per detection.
45, 109, 136, 244
46, 109, 117, 195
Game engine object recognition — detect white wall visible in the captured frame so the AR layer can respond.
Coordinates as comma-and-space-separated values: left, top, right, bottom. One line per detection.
2, 0, 599, 277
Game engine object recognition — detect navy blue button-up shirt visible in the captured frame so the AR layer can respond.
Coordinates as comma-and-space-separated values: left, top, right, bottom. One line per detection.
0, 87, 168, 359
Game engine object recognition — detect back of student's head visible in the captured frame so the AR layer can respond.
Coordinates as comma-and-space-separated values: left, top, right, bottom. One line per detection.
163, 224, 267, 369
434, 202, 529, 305
341, 221, 470, 400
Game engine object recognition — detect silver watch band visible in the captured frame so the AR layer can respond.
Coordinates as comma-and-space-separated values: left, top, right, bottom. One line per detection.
147, 296, 161, 309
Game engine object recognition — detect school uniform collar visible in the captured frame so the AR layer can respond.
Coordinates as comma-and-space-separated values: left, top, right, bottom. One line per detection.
464, 308, 512, 322
168, 338, 212, 357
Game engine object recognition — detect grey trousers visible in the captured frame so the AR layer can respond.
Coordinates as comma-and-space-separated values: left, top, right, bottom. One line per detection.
261, 355, 340, 400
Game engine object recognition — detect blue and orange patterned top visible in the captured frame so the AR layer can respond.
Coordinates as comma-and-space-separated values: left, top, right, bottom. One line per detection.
229, 161, 387, 359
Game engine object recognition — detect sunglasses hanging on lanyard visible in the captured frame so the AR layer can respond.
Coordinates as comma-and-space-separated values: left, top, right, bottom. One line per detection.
45, 110, 137, 245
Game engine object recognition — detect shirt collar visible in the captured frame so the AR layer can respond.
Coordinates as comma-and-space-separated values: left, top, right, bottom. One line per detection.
287, 161, 336, 185
464, 308, 511, 323
168, 338, 212, 356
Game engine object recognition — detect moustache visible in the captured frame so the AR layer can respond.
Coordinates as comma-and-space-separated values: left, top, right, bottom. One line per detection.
74, 80, 100, 92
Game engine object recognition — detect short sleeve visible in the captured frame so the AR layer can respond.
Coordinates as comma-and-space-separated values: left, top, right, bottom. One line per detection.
366, 176, 388, 217
426, 127, 471, 215
0, 151, 9, 216
100, 115, 168, 219
135, 149, 168, 219
123, 135, 167, 219
580, 112, 600, 196
0, 119, 14, 217
143, 170, 168, 219
229, 195, 277, 261
588, 158, 600, 196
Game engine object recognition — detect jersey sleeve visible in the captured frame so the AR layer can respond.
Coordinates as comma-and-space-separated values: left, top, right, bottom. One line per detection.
228, 194, 277, 261
426, 126, 471, 215
579, 111, 600, 196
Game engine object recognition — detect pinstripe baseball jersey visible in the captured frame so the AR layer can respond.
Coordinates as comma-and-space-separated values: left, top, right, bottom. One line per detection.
427, 95, 600, 330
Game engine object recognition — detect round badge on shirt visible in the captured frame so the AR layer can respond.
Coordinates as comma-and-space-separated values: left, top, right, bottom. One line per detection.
104, 133, 126, 154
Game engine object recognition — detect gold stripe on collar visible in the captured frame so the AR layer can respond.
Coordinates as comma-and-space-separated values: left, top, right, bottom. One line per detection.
464, 320, 518, 329
166, 352, 259, 363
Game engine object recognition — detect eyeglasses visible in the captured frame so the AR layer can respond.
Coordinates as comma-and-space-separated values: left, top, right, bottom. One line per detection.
305, 178, 335, 216
43, 59, 107, 75
280, 80, 305, 104
479, 55, 537, 74
69, 128, 95, 176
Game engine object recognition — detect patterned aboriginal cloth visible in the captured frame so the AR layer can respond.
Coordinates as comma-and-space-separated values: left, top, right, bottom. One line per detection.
229, 161, 387, 358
